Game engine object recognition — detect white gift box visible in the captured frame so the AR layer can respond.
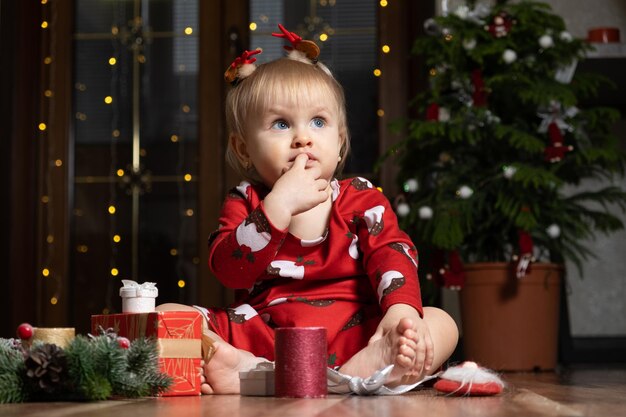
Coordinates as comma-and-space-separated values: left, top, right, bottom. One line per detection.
239, 362, 275, 396
120, 280, 158, 313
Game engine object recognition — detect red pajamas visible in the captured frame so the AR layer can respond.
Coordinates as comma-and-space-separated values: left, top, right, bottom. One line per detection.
204, 178, 422, 367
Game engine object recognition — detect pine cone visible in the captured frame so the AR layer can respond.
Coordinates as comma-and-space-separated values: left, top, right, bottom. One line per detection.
24, 343, 67, 393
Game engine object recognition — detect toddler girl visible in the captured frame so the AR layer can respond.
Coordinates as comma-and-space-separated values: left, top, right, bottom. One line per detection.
159, 25, 458, 394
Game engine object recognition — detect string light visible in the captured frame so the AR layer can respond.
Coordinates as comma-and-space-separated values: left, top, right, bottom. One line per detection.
110, 268, 119, 277
113, 235, 121, 243
104, 96, 113, 104
178, 280, 186, 288
170, 134, 179, 143
184, 27, 193, 35
39, 0, 62, 309
185, 209, 194, 217
108, 205, 116, 214
381, 45, 390, 53
377, 109, 385, 117
117, 169, 124, 177
319, 33, 329, 42
373, 68, 382, 77
170, 249, 178, 256
184, 174, 192, 181
380, 0, 388, 7
108, 57, 117, 65
249, 22, 257, 31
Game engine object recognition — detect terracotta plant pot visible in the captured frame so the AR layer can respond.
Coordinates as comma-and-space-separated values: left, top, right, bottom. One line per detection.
460, 262, 562, 371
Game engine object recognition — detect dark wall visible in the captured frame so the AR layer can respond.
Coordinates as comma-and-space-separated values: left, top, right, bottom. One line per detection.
0, 0, 41, 338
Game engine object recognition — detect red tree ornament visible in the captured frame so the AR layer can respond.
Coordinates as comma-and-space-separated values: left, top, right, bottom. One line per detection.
17, 323, 34, 340
513, 229, 534, 278
426, 103, 440, 121
544, 121, 573, 162
117, 337, 131, 349
434, 250, 466, 290
471, 69, 488, 107
485, 12, 515, 38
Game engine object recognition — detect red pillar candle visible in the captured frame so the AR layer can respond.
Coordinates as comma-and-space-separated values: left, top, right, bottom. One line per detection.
274, 327, 327, 398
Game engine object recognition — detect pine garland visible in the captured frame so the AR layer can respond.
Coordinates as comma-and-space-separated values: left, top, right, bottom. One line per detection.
385, 0, 626, 278
0, 332, 172, 403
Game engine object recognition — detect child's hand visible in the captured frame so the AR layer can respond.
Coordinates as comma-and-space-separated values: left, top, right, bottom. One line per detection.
263, 153, 329, 228
369, 304, 434, 376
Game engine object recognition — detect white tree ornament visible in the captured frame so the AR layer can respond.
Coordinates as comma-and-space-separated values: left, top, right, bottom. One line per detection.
539, 34, 554, 49
503, 49, 517, 64
418, 206, 434, 219
457, 185, 474, 199
403, 178, 419, 193
396, 202, 410, 217
546, 224, 561, 238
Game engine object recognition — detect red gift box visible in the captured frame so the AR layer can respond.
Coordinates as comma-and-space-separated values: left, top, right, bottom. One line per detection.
91, 311, 202, 396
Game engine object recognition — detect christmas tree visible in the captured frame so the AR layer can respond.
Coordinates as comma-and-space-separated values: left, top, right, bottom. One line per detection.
385, 0, 626, 287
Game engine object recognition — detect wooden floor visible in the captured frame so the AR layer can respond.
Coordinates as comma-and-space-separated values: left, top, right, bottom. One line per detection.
3, 366, 625, 417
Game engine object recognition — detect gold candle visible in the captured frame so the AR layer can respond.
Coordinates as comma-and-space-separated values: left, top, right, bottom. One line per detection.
32, 327, 75, 348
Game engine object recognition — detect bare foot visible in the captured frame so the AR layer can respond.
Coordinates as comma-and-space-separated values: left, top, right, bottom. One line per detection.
201, 340, 269, 394
338, 318, 421, 386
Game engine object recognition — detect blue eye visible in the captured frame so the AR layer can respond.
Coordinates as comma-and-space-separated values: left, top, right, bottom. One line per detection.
311, 118, 325, 128
271, 120, 289, 130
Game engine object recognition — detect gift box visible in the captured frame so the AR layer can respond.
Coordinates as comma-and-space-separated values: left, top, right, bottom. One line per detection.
91, 311, 202, 396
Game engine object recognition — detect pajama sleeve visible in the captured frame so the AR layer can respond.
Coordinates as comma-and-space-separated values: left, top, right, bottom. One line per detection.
208, 182, 288, 289
347, 182, 423, 316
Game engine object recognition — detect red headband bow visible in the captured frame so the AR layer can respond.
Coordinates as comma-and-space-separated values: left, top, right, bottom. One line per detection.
272, 24, 320, 61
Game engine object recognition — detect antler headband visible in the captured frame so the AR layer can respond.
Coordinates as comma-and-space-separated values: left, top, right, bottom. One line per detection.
271, 23, 320, 61
224, 24, 322, 86
223, 48, 262, 84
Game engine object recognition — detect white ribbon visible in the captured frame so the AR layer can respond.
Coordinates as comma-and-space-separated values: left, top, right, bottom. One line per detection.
327, 365, 440, 396
454, 3, 491, 25
120, 279, 158, 298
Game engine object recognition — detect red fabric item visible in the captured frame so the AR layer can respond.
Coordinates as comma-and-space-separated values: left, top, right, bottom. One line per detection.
204, 178, 423, 367
426, 103, 440, 121
434, 379, 504, 396
515, 229, 534, 278
471, 69, 488, 107
443, 250, 466, 289
518, 230, 533, 255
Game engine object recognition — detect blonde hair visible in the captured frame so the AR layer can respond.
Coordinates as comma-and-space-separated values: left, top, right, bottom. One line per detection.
225, 58, 350, 183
